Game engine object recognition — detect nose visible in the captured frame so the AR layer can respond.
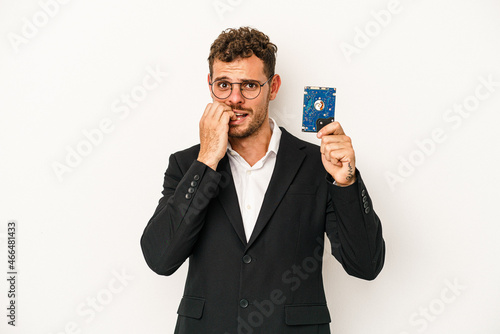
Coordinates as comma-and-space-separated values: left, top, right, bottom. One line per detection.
225, 84, 245, 105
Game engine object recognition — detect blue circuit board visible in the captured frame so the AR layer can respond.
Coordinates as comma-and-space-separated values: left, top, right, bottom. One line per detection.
302, 86, 336, 132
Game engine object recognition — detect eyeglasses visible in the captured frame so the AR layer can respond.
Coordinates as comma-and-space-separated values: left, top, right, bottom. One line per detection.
209, 75, 274, 100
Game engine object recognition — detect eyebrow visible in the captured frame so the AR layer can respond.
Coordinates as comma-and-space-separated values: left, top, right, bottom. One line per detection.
212, 75, 260, 82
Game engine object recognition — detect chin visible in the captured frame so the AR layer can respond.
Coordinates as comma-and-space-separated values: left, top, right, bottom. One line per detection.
228, 127, 251, 138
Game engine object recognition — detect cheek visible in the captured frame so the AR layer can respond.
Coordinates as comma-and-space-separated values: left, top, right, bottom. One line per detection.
250, 98, 268, 112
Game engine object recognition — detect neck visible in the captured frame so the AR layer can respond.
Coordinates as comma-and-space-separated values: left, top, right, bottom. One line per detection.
229, 119, 273, 167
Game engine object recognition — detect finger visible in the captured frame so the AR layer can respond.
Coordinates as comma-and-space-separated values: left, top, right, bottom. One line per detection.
325, 147, 355, 164
321, 140, 354, 157
214, 101, 231, 111
320, 141, 352, 155
214, 103, 233, 120
201, 103, 213, 121
320, 134, 352, 145
215, 103, 234, 122
317, 121, 345, 138
221, 110, 236, 122
202, 104, 229, 127
322, 151, 343, 167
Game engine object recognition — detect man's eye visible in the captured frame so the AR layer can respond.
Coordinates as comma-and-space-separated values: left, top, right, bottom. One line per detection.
243, 82, 258, 90
217, 81, 230, 90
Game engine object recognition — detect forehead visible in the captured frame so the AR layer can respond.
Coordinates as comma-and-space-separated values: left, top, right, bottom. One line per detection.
212, 54, 266, 80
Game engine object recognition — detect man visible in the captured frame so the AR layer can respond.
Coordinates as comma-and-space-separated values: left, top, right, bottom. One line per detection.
141, 27, 385, 334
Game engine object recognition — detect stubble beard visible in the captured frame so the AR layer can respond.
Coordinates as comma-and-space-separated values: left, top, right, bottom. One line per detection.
228, 93, 271, 139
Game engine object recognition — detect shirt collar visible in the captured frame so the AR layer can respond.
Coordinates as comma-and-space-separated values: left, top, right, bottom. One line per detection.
267, 117, 282, 155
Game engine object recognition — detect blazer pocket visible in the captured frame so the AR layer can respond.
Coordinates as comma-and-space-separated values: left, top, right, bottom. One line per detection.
177, 296, 205, 319
284, 304, 331, 325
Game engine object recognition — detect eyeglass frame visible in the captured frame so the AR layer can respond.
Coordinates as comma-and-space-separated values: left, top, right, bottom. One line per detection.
209, 75, 275, 100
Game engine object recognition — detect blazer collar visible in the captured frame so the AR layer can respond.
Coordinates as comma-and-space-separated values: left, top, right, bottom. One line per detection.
245, 128, 306, 249
216, 128, 307, 248
216, 155, 247, 245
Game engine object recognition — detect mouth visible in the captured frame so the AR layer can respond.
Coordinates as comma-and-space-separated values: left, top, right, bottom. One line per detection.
231, 110, 249, 124
234, 111, 248, 119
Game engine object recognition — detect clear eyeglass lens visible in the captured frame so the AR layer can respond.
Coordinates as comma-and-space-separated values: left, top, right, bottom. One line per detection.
212, 80, 261, 99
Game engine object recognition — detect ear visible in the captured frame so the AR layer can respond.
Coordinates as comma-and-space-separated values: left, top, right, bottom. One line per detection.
207, 73, 212, 93
269, 74, 281, 101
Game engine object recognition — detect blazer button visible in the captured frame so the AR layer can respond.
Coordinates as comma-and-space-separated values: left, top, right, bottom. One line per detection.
365, 207, 371, 214
191, 181, 198, 187
239, 299, 249, 308
242, 255, 252, 264
364, 202, 369, 209
194, 175, 200, 181
188, 187, 195, 194
185, 194, 192, 200
362, 196, 368, 203
362, 189, 366, 197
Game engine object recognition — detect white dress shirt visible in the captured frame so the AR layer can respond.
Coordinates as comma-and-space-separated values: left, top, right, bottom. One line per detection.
227, 118, 282, 242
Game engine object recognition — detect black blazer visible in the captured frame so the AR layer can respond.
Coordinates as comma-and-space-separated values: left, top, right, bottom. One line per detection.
141, 128, 385, 334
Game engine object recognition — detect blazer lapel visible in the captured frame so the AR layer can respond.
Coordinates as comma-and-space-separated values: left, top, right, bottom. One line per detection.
246, 129, 306, 249
216, 155, 247, 245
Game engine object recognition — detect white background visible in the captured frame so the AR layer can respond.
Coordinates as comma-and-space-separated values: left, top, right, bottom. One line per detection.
1, 0, 500, 333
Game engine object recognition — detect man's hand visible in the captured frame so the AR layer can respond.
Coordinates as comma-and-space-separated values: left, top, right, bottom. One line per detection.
317, 122, 356, 186
197, 101, 235, 170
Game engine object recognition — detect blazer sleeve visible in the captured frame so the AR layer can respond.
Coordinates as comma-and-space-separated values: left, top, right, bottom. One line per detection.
140, 154, 222, 276
325, 169, 385, 280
